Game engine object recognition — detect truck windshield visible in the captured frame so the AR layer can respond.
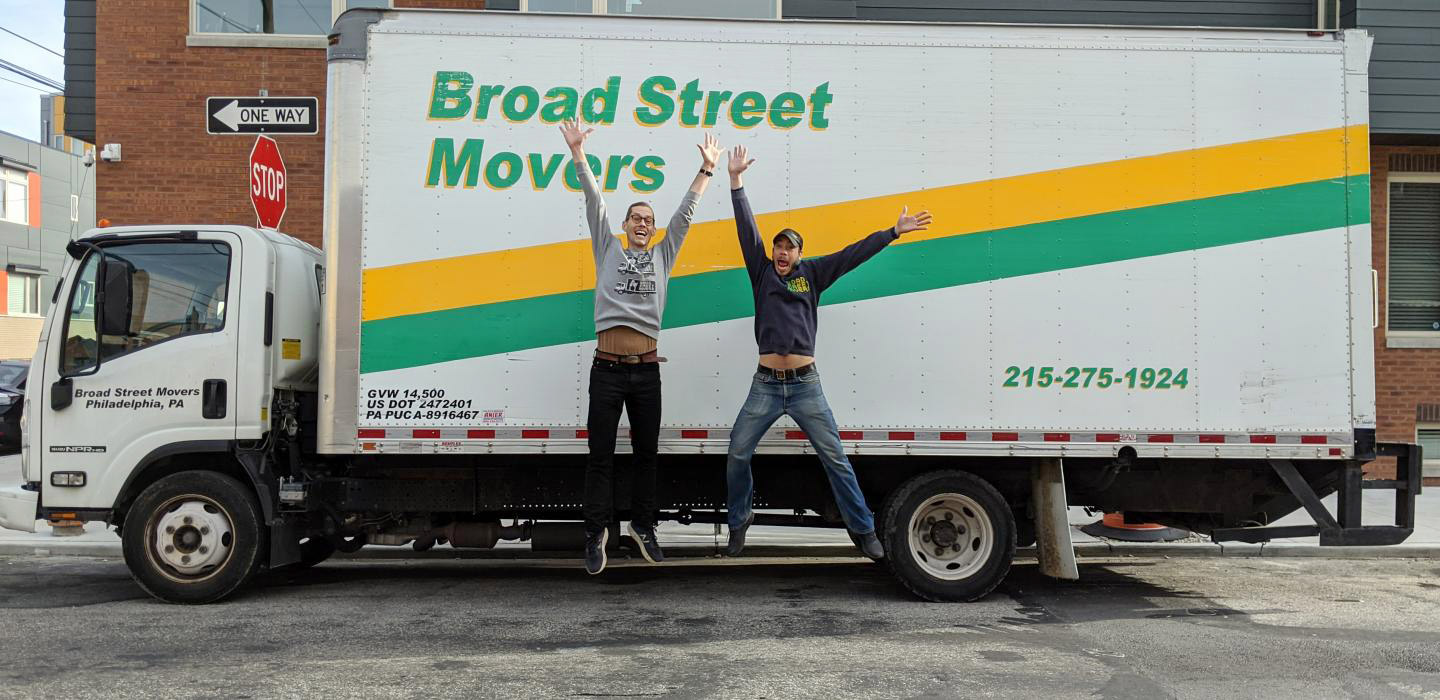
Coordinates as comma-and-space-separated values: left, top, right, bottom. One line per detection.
60, 241, 231, 375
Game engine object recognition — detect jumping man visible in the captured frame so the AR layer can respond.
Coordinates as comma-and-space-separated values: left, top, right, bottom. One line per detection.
561, 119, 722, 575
722, 144, 932, 559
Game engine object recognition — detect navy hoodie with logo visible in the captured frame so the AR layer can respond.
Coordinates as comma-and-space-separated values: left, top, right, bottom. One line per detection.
731, 187, 898, 356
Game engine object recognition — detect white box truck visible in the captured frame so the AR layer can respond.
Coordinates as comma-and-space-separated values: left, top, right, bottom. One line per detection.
0, 9, 1422, 604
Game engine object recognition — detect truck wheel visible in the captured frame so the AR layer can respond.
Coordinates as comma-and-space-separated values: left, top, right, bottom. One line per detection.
882, 470, 1015, 602
121, 471, 264, 604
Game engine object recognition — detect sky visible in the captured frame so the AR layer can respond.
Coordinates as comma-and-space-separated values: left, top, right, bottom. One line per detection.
0, 0, 65, 143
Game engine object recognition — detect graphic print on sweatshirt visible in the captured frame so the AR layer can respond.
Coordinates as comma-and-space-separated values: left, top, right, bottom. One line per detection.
615, 250, 658, 296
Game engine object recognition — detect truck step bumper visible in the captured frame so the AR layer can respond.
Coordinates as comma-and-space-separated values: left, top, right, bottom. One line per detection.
1213, 442, 1422, 546
0, 485, 39, 534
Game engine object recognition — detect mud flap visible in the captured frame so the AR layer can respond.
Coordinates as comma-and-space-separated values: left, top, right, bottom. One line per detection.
1032, 458, 1079, 580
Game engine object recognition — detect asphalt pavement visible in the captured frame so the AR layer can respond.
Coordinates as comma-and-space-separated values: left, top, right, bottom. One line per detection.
0, 555, 1438, 698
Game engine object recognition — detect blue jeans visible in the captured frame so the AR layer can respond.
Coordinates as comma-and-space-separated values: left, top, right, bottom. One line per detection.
726, 367, 876, 534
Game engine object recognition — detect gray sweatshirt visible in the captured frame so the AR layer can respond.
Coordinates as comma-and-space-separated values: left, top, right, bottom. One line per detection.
580, 164, 699, 339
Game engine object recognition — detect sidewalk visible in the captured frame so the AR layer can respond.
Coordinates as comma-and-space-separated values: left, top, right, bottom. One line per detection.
2, 454, 1436, 560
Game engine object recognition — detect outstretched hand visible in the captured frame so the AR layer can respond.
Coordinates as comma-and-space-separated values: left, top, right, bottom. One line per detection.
698, 132, 722, 171
559, 118, 593, 152
727, 145, 755, 178
895, 206, 932, 236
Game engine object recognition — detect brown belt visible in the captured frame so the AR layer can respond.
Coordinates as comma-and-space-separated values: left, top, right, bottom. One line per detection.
595, 349, 664, 364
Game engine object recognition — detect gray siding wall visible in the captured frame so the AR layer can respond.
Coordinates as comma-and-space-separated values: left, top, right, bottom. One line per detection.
783, 0, 1320, 28
63, 0, 95, 144
0, 131, 96, 318
1351, 0, 1440, 135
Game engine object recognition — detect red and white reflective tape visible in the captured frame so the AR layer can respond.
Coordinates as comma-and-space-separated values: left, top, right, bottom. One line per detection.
357, 427, 1348, 445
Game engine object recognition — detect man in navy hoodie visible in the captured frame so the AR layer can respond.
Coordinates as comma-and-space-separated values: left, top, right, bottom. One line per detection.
722, 145, 932, 559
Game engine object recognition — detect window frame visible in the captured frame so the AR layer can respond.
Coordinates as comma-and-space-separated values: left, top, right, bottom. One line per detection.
5, 271, 41, 317
517, 0, 783, 18
1385, 173, 1440, 349
187, 0, 393, 49
1, 167, 29, 226
58, 241, 234, 377
1418, 424, 1440, 478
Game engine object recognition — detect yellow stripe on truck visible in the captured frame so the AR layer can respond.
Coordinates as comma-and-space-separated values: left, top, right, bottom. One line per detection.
362, 124, 1366, 322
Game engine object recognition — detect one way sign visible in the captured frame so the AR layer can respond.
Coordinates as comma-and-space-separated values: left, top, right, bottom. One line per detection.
206, 96, 318, 135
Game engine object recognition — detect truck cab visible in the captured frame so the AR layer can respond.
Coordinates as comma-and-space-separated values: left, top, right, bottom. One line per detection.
0, 226, 321, 600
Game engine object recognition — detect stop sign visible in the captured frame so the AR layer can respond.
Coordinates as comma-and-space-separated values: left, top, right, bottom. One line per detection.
249, 135, 287, 229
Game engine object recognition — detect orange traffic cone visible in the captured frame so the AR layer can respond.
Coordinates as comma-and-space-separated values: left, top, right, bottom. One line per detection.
1081, 512, 1190, 542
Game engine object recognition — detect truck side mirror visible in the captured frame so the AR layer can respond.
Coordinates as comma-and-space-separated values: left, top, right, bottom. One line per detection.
99, 256, 134, 337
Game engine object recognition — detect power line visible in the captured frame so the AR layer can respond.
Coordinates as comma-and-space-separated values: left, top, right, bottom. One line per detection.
0, 24, 64, 59
0, 73, 50, 92
0, 57, 62, 91
195, 2, 256, 34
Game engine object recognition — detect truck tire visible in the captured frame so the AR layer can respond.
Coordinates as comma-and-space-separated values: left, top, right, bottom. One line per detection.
121, 470, 265, 604
882, 470, 1015, 602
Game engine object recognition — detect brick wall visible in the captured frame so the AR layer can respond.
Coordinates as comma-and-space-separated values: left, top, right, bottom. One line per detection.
1370, 144, 1440, 483
94, 0, 486, 250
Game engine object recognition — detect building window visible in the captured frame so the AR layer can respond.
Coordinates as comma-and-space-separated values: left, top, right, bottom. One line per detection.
1419, 425, 1440, 477
191, 0, 389, 44
1388, 177, 1440, 336
6, 272, 40, 316
521, 0, 781, 19
1, 168, 28, 226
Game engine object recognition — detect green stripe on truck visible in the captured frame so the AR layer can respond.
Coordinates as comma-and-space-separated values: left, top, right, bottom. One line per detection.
359, 175, 1370, 374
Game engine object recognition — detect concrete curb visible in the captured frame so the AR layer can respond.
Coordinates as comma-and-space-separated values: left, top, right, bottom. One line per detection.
4, 540, 1440, 560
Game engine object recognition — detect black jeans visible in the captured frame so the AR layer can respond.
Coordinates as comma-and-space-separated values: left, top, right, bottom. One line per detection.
584, 359, 661, 536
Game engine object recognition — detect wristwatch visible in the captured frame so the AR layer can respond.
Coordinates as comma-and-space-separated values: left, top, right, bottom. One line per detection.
700, 167, 714, 177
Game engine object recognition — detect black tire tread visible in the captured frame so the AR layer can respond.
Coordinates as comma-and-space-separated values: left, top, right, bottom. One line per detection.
121, 470, 264, 604
882, 469, 1016, 603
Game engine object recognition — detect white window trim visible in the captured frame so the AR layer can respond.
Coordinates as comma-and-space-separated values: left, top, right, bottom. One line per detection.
1385, 173, 1440, 348
187, 0, 392, 49
1, 167, 29, 226
5, 272, 43, 318
1419, 424, 1440, 477
518, 0, 783, 18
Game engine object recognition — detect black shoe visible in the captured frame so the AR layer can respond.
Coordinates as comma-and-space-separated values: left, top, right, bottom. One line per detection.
584, 529, 608, 575
726, 513, 754, 557
628, 523, 665, 564
849, 530, 885, 561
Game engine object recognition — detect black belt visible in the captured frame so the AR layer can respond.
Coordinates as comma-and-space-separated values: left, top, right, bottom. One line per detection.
759, 363, 816, 380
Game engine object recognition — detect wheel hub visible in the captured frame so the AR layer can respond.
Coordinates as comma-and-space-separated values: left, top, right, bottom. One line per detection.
907, 493, 994, 581
152, 501, 232, 577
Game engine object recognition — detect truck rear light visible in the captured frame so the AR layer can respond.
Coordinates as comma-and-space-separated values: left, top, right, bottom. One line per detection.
50, 472, 86, 487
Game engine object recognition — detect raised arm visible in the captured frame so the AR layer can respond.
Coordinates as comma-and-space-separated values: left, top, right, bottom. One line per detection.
560, 119, 613, 260
655, 133, 722, 266
808, 206, 932, 292
727, 145, 767, 282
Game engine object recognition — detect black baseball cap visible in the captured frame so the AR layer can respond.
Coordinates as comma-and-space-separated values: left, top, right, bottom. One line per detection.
772, 228, 803, 250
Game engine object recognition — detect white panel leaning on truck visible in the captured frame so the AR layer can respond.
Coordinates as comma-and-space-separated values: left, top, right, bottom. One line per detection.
0, 11, 1422, 606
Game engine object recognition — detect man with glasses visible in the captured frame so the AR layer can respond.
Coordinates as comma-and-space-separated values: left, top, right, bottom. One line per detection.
560, 119, 722, 574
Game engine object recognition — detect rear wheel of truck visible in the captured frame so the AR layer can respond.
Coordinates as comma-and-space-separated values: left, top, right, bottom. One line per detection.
882, 470, 1015, 602
121, 470, 265, 604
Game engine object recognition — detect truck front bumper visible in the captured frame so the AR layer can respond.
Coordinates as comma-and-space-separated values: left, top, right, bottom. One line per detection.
0, 485, 39, 533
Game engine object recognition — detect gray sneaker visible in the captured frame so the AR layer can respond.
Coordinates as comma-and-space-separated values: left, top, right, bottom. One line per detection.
584, 529, 608, 575
627, 523, 665, 563
849, 530, 885, 561
726, 513, 754, 557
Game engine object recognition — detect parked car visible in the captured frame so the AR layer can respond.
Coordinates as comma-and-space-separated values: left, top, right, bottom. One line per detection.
0, 360, 28, 453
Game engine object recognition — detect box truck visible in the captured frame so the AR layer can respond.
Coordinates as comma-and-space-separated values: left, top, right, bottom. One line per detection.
0, 9, 1422, 603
